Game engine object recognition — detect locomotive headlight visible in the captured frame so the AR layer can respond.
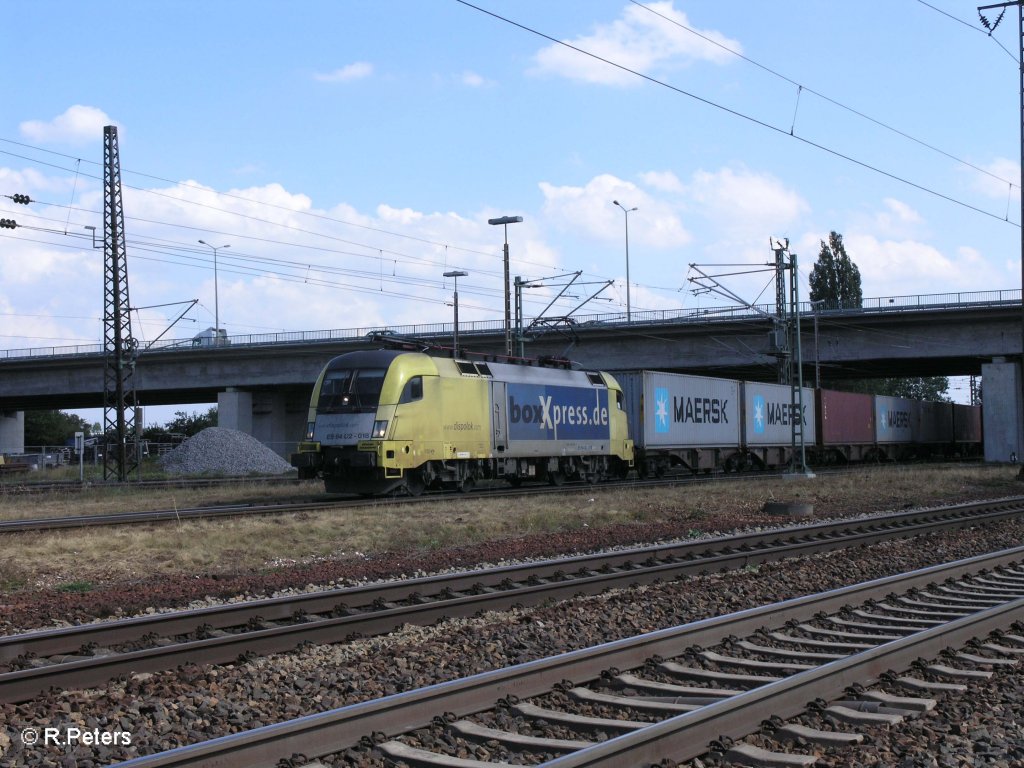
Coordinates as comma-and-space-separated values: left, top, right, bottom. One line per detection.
372, 420, 389, 438
305, 422, 315, 440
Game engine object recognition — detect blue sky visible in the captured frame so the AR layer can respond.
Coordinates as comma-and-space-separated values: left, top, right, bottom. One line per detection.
2, 1, 1020, 415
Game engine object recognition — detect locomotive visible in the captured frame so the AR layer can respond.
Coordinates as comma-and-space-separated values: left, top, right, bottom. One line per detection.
290, 349, 982, 495
290, 349, 634, 495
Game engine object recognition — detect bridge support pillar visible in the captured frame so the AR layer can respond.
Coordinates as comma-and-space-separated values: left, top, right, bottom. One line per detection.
0, 411, 25, 454
217, 389, 306, 459
217, 389, 252, 434
982, 359, 1023, 463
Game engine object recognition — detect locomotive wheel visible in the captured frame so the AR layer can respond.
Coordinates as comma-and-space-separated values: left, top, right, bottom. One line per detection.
458, 475, 476, 493
404, 471, 425, 497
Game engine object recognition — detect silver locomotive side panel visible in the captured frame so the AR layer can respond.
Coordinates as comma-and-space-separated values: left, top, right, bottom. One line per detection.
874, 395, 916, 444
742, 381, 817, 446
619, 371, 740, 448
485, 362, 612, 456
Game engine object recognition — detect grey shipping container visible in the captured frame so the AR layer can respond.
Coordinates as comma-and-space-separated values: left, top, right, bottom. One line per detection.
742, 382, 817, 446
875, 395, 916, 444
617, 371, 741, 448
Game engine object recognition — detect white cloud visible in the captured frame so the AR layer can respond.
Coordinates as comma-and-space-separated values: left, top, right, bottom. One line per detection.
460, 70, 493, 88
845, 234, 1007, 297
687, 167, 809, 236
968, 157, 1018, 201
639, 170, 683, 193
531, 2, 741, 86
539, 173, 691, 248
851, 197, 926, 240
19, 105, 113, 145
313, 62, 373, 83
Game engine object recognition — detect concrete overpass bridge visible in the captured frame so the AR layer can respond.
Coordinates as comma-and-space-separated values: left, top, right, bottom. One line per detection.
1, 289, 1021, 459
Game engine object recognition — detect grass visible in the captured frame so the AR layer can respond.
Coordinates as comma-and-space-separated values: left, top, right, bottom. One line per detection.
0, 463, 1020, 590
55, 580, 94, 593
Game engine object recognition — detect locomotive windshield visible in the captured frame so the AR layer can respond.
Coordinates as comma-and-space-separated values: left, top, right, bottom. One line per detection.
317, 367, 387, 413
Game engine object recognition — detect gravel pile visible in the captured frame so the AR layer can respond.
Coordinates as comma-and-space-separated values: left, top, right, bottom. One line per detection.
158, 427, 294, 476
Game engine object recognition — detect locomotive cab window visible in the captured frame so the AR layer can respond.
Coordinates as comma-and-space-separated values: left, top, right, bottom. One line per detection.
616, 391, 623, 410
399, 376, 423, 403
317, 368, 387, 413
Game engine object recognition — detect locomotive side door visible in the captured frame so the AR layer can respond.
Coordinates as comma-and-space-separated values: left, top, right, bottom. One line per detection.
491, 380, 507, 452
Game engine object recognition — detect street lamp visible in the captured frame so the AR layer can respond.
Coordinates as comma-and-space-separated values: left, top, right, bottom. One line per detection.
198, 240, 230, 340
443, 270, 468, 356
487, 215, 523, 355
613, 200, 637, 323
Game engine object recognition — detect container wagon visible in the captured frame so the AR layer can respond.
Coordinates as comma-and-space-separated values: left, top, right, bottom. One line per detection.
616, 371, 741, 475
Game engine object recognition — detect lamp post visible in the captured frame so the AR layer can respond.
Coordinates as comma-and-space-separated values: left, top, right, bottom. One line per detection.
487, 215, 523, 356
198, 239, 230, 340
612, 200, 637, 323
443, 270, 468, 356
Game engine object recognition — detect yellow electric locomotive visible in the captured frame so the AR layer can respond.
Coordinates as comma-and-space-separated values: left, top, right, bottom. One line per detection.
290, 349, 634, 495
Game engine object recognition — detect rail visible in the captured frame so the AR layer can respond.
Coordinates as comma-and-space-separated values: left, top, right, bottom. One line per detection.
1, 288, 1020, 361
2, 497, 1021, 704
109, 545, 1024, 767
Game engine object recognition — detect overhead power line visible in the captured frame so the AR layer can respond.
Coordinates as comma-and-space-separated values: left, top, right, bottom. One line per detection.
631, 0, 1019, 191
0, 137, 492, 258
456, 0, 1021, 228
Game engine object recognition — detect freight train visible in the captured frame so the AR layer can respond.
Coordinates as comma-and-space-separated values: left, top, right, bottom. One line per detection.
290, 349, 982, 495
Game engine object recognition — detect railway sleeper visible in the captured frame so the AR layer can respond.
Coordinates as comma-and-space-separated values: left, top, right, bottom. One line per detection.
509, 701, 647, 734
726, 742, 819, 767
449, 718, 593, 754
378, 740, 516, 768
774, 722, 865, 747
567, 686, 703, 713
659, 660, 782, 687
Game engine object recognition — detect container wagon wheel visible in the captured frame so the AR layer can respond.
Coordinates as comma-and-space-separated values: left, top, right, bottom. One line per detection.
548, 470, 566, 487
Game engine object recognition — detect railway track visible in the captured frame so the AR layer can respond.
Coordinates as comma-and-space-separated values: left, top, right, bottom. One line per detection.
0, 497, 340, 533
2, 497, 1022, 705
109, 546, 1024, 767
0, 462, 989, 534
0, 473, 302, 497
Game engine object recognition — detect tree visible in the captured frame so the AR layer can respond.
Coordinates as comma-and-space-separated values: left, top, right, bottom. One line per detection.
24, 410, 93, 448
873, 377, 950, 401
164, 407, 217, 437
809, 231, 863, 310
808, 231, 949, 401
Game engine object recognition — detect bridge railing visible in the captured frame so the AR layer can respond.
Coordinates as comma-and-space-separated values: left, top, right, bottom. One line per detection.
1, 288, 1020, 362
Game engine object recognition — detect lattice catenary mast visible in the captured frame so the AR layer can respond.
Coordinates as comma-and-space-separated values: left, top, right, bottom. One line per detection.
102, 125, 139, 481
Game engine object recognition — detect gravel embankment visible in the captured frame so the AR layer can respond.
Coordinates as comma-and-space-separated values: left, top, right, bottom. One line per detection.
2, 518, 1023, 767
